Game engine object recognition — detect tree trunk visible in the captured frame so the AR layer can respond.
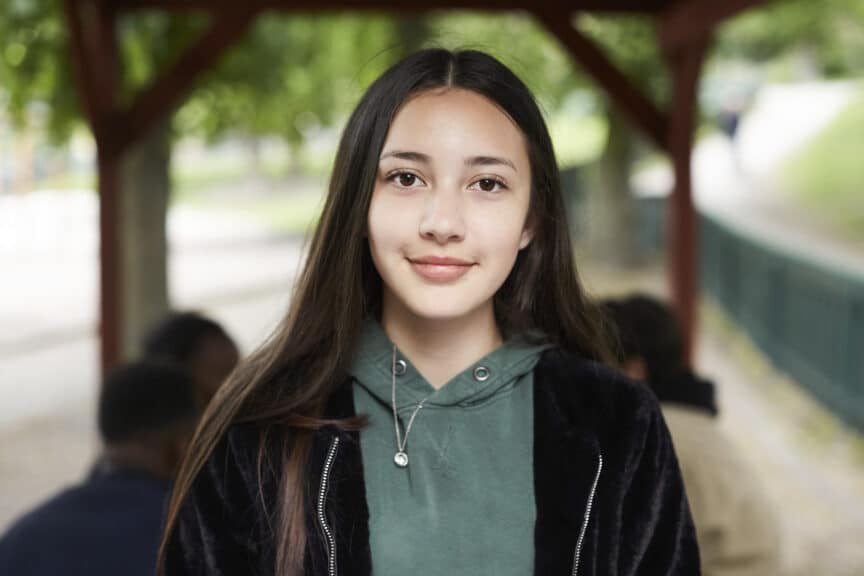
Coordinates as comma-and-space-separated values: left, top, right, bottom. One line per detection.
585, 104, 640, 266
119, 117, 172, 359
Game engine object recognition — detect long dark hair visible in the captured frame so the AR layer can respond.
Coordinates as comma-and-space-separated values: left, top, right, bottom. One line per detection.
158, 48, 610, 576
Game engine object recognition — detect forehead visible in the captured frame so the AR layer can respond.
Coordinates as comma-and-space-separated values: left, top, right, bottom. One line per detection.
382, 88, 528, 162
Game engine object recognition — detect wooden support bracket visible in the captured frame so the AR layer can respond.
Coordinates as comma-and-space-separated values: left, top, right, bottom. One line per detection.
664, 33, 711, 362
115, 6, 259, 153
534, 9, 670, 152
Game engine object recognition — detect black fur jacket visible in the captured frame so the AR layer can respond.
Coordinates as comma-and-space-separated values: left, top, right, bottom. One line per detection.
163, 349, 700, 575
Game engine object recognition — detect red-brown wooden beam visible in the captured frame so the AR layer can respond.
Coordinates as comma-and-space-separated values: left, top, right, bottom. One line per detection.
659, 0, 769, 51
535, 10, 670, 151
115, 0, 669, 13
63, 0, 120, 145
115, 6, 259, 153
664, 33, 710, 362
63, 0, 125, 373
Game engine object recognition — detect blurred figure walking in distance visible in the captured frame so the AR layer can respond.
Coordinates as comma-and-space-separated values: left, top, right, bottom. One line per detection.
0, 361, 197, 576
603, 294, 782, 576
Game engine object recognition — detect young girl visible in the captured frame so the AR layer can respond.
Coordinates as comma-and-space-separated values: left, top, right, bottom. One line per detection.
160, 49, 699, 576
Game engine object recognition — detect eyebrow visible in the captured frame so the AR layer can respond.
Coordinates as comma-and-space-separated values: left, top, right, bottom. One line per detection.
379, 150, 518, 172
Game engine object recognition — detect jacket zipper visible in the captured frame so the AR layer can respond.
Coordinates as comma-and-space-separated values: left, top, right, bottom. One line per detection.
318, 436, 341, 576
572, 452, 603, 576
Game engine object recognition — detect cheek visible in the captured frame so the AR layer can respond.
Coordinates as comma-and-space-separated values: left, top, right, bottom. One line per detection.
472, 204, 531, 255
367, 192, 408, 262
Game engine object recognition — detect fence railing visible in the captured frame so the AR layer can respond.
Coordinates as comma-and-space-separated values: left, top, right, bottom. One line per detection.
700, 214, 864, 431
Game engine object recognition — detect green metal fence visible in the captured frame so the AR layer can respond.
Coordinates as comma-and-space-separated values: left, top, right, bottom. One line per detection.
700, 215, 864, 432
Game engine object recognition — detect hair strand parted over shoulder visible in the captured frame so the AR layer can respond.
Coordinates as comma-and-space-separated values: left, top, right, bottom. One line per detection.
158, 48, 610, 576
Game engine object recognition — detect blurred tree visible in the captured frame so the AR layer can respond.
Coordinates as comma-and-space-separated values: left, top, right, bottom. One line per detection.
576, 15, 667, 266
0, 4, 402, 357
0, 0, 77, 143
715, 0, 864, 78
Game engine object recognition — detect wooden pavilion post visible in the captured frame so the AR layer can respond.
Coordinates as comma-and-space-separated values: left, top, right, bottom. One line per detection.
657, 0, 767, 359
63, 0, 124, 373
536, 8, 717, 360
63, 1, 258, 374
663, 35, 710, 361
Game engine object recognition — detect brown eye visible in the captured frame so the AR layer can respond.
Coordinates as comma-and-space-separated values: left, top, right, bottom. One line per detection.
476, 178, 505, 192
397, 173, 417, 187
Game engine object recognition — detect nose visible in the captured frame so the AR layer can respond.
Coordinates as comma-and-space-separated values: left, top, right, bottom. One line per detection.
418, 189, 465, 244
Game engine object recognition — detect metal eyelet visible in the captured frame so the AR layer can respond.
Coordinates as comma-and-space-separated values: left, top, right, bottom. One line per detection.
473, 366, 490, 382
394, 359, 408, 376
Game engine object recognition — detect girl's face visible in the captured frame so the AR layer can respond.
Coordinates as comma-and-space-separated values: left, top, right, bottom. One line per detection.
367, 88, 534, 324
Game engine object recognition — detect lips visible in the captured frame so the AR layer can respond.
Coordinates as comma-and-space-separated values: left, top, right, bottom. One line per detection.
408, 256, 474, 282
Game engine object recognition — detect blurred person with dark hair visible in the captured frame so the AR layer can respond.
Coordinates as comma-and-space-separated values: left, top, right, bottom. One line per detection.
603, 294, 781, 576
143, 311, 239, 408
0, 361, 197, 576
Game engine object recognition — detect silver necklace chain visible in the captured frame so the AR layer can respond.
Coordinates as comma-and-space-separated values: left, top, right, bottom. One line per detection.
391, 345, 431, 468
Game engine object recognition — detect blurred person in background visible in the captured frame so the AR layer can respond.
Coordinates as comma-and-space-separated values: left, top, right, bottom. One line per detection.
143, 311, 240, 409
0, 360, 197, 576
603, 294, 782, 576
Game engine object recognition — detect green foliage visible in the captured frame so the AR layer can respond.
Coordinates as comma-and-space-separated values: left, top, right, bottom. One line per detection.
781, 86, 864, 238
716, 0, 864, 77
4, 0, 862, 150
423, 12, 671, 110
577, 14, 669, 105
0, 5, 402, 146
175, 14, 399, 145
118, 12, 209, 98
0, 0, 78, 143
425, 12, 587, 111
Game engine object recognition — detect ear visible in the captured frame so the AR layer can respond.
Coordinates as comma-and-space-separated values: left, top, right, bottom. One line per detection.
518, 224, 534, 250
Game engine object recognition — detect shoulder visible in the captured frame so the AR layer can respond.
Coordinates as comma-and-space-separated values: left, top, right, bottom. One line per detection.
0, 483, 108, 568
0, 486, 80, 545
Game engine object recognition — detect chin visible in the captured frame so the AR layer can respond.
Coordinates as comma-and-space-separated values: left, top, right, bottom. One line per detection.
394, 289, 495, 324
404, 303, 481, 322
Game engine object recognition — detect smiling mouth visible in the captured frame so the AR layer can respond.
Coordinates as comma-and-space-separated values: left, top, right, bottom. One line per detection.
408, 257, 474, 283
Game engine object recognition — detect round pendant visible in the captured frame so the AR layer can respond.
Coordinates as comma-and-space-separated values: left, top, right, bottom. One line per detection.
394, 451, 409, 468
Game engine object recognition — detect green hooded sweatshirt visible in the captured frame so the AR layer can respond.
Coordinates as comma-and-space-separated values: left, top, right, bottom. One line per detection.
350, 320, 552, 575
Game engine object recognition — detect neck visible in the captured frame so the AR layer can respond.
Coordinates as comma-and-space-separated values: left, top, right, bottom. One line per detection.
381, 298, 502, 389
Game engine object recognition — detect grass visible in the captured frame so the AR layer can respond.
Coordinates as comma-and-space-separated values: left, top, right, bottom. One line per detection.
780, 88, 864, 241
177, 191, 325, 236
34, 159, 325, 236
